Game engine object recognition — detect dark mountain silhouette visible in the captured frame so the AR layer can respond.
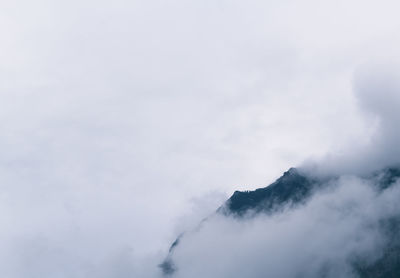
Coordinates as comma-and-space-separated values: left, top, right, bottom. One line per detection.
161, 166, 400, 277
221, 168, 318, 216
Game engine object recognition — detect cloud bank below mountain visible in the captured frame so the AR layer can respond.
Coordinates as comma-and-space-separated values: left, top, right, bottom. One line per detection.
167, 172, 400, 278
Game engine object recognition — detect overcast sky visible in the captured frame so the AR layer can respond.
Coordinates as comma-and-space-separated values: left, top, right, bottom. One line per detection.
1, 0, 400, 277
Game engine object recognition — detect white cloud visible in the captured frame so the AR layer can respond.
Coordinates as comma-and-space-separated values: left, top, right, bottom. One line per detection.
1, 0, 400, 277
170, 176, 400, 278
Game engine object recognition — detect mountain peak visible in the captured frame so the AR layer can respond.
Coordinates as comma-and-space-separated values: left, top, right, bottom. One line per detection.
224, 167, 315, 216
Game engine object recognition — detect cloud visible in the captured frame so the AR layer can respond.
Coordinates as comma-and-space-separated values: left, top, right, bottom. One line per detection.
353, 63, 400, 167
163, 62, 400, 277
167, 175, 400, 278
302, 62, 400, 176
1, 0, 400, 277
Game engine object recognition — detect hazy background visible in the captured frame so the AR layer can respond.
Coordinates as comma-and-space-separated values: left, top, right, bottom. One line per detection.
1, 0, 400, 277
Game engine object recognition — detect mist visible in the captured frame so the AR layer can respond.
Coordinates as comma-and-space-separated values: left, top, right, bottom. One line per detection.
164, 62, 400, 277
302, 62, 400, 177
168, 176, 400, 278
2, 0, 400, 277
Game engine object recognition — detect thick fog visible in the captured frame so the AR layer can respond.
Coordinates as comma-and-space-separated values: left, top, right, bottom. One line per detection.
166, 63, 400, 278
302, 63, 400, 177
2, 0, 400, 277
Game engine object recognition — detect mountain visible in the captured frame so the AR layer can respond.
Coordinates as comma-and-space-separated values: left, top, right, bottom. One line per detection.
221, 168, 317, 216
161, 166, 400, 277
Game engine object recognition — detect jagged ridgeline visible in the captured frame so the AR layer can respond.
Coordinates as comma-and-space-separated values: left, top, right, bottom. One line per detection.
221, 168, 317, 216
161, 167, 400, 277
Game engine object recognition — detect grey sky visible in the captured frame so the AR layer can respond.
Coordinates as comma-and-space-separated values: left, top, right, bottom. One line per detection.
1, 0, 400, 277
